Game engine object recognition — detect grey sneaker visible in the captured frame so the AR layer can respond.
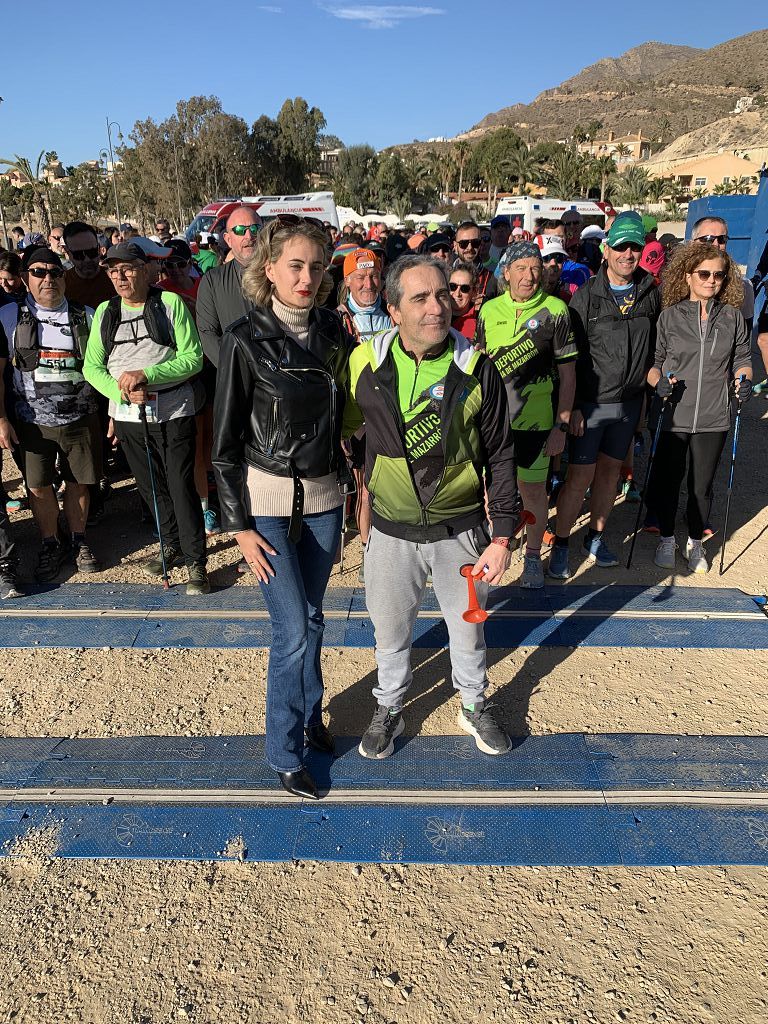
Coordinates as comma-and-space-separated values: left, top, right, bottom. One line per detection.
654, 536, 677, 570
519, 554, 545, 589
143, 546, 184, 576
359, 705, 404, 759
0, 564, 23, 600
74, 541, 101, 574
186, 563, 211, 596
458, 701, 511, 755
684, 537, 708, 574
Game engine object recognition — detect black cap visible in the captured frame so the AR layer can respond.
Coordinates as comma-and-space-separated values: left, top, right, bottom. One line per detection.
426, 232, 452, 252
21, 246, 62, 271
101, 242, 150, 265
165, 238, 192, 262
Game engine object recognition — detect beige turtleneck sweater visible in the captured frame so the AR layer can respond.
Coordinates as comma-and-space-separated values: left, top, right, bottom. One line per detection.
244, 295, 342, 519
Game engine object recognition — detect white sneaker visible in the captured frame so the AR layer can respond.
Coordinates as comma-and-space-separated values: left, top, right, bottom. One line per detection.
685, 537, 709, 574
654, 536, 677, 570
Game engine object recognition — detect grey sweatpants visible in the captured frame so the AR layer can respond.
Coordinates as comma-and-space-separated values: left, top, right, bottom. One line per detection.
364, 525, 490, 710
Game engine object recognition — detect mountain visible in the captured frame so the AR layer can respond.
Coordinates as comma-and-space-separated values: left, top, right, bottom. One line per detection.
468, 30, 768, 143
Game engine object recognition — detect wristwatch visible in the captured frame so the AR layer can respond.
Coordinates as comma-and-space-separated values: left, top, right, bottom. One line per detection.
491, 536, 510, 548
557, 422, 568, 432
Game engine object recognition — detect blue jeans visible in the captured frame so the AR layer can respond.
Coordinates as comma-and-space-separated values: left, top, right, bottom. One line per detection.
252, 507, 343, 773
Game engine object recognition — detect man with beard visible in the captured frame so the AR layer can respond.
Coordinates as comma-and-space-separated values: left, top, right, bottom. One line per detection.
63, 222, 115, 309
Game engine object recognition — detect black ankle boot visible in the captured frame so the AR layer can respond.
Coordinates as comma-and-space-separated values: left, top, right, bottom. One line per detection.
277, 767, 319, 800
305, 723, 335, 754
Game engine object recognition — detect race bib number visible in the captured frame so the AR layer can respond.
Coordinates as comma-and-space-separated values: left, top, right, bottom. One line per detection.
113, 393, 158, 423
33, 350, 84, 386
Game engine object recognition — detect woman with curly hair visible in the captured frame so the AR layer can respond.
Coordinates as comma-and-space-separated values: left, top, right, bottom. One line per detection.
212, 219, 355, 799
646, 243, 752, 574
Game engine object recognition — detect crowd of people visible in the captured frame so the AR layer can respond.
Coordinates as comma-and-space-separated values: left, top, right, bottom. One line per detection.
0, 202, 765, 796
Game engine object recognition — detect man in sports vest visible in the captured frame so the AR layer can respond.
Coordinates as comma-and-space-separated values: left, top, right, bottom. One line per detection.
83, 242, 208, 595
344, 254, 520, 760
0, 245, 101, 581
476, 240, 577, 589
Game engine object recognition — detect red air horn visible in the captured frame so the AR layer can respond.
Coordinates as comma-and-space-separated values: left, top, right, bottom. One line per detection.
459, 510, 536, 623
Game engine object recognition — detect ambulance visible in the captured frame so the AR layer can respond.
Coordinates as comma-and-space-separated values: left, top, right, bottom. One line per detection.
185, 192, 340, 242
494, 196, 614, 233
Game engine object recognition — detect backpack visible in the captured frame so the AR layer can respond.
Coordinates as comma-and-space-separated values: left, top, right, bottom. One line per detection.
99, 287, 175, 358
12, 300, 90, 373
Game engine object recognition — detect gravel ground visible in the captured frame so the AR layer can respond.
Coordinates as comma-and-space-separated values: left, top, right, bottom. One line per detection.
0, 396, 766, 1023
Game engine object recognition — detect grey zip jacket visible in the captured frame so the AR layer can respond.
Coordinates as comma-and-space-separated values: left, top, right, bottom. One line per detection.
653, 300, 750, 433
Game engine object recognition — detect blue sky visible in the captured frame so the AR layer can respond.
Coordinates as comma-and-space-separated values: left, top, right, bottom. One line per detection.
0, 1, 764, 167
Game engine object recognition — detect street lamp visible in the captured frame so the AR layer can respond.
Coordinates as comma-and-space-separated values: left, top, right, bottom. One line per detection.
105, 117, 123, 228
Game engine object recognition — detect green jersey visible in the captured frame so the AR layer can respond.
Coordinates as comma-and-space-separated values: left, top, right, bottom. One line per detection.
476, 288, 576, 431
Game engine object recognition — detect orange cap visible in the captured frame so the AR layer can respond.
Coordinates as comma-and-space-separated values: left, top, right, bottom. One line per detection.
343, 247, 381, 278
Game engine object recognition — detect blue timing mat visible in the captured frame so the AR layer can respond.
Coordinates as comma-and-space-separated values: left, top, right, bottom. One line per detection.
0, 584, 764, 649
3, 734, 768, 866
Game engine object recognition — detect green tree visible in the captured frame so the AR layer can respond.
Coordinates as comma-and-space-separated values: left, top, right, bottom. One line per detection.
49, 163, 113, 223
452, 140, 472, 203
611, 165, 652, 206
333, 145, 378, 214
506, 148, 541, 192
0, 152, 51, 232
646, 177, 670, 203
375, 152, 411, 213
249, 115, 282, 193
585, 119, 603, 141
544, 146, 582, 199
591, 155, 617, 201
275, 97, 327, 191
612, 142, 632, 163
469, 128, 525, 213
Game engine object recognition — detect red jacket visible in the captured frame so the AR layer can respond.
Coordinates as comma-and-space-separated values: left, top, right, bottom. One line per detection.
452, 306, 478, 340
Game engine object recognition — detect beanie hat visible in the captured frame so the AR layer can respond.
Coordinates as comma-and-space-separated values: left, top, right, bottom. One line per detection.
343, 247, 381, 278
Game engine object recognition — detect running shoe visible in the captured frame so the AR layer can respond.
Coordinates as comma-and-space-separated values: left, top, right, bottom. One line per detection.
186, 563, 212, 595
358, 705, 404, 759
34, 539, 66, 582
458, 701, 511, 755
583, 535, 619, 567
203, 508, 221, 536
74, 542, 101, 574
548, 544, 571, 580
684, 538, 709, 575
0, 564, 23, 600
654, 536, 677, 570
144, 546, 184, 576
5, 497, 24, 513
519, 555, 545, 589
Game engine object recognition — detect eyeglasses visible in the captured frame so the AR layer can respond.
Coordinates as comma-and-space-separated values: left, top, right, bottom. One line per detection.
106, 264, 141, 278
27, 266, 65, 280
69, 247, 100, 261
693, 269, 726, 281
449, 282, 472, 294
611, 242, 643, 253
227, 224, 261, 237
456, 237, 481, 249
697, 234, 728, 245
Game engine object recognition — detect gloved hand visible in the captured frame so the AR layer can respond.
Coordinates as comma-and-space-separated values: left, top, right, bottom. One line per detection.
655, 376, 674, 399
736, 377, 753, 403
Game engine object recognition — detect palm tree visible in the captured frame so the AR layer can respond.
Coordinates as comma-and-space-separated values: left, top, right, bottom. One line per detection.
592, 155, 617, 201
690, 186, 707, 200
611, 165, 652, 206
506, 148, 540, 193
545, 146, 582, 199
612, 142, 632, 164
0, 151, 51, 232
731, 175, 755, 195
453, 140, 472, 203
646, 177, 669, 203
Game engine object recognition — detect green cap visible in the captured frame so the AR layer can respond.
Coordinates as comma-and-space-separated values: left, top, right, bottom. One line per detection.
606, 214, 646, 249
641, 213, 658, 235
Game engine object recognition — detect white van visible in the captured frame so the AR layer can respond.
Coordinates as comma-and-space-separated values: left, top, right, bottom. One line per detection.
494, 196, 609, 233
185, 192, 340, 242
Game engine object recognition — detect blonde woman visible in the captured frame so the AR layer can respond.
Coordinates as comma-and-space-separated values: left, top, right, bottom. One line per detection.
647, 243, 752, 574
212, 219, 355, 799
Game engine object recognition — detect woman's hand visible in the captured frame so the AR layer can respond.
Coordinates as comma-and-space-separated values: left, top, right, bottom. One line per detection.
235, 528, 278, 584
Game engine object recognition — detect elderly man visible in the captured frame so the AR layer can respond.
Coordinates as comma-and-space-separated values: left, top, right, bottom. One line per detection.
344, 253, 520, 759
0, 246, 101, 580
337, 247, 392, 342
83, 241, 208, 595
196, 206, 262, 368
548, 213, 660, 579
477, 241, 576, 588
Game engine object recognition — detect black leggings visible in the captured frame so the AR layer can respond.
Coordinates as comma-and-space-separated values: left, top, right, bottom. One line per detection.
648, 430, 727, 539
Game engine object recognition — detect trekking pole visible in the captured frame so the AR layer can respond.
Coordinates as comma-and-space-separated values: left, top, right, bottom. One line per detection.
719, 375, 747, 577
626, 376, 672, 570
138, 403, 170, 590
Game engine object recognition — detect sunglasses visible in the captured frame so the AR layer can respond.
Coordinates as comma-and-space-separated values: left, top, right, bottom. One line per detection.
430, 245, 450, 255
449, 282, 472, 294
162, 258, 188, 269
611, 242, 643, 253
69, 247, 100, 261
562, 220, 580, 227
456, 238, 480, 249
693, 269, 726, 281
277, 214, 326, 229
228, 224, 261, 237
543, 254, 566, 265
27, 266, 64, 279
50, 235, 64, 242
698, 234, 728, 245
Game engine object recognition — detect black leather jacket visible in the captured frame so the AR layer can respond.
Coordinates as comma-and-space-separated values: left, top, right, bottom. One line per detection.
212, 305, 354, 537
